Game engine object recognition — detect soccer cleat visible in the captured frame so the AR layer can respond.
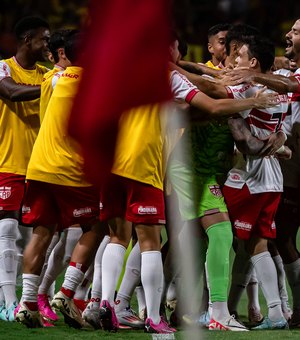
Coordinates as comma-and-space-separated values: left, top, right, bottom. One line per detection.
99, 300, 119, 331
251, 316, 288, 330
182, 311, 210, 328
209, 316, 248, 331
38, 294, 59, 322
144, 317, 176, 334
4, 301, 18, 321
73, 299, 89, 313
116, 307, 144, 329
289, 307, 300, 328
82, 302, 101, 329
166, 298, 177, 312
51, 291, 84, 329
15, 302, 43, 328
248, 307, 264, 324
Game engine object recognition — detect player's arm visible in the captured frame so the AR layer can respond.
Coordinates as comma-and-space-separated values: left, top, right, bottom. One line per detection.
170, 62, 228, 98
0, 77, 41, 101
227, 68, 300, 94
178, 60, 221, 78
189, 88, 278, 119
227, 117, 265, 155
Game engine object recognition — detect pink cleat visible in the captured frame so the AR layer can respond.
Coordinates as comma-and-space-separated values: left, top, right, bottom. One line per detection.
38, 294, 58, 322
99, 300, 119, 331
144, 317, 176, 334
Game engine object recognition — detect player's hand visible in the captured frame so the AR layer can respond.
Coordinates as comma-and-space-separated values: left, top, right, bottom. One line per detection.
275, 145, 292, 159
254, 87, 279, 108
259, 131, 286, 156
224, 67, 255, 85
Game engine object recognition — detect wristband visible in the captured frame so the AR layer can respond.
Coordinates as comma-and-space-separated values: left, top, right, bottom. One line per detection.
276, 145, 285, 154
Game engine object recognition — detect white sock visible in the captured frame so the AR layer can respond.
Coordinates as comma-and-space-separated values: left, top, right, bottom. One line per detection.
62, 265, 85, 294
38, 227, 82, 294
272, 255, 289, 312
74, 262, 93, 300
115, 242, 141, 312
166, 280, 177, 301
135, 285, 146, 313
89, 235, 110, 307
284, 258, 300, 309
101, 243, 126, 304
211, 301, 230, 321
251, 251, 283, 321
22, 273, 40, 303
141, 251, 163, 325
0, 218, 19, 307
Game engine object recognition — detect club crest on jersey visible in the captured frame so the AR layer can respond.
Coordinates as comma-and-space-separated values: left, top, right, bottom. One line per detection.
0, 186, 11, 200
209, 185, 222, 197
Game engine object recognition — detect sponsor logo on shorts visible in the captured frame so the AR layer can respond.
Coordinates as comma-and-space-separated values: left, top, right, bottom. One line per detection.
137, 206, 158, 215
230, 173, 241, 181
22, 205, 31, 214
0, 186, 11, 200
99, 202, 103, 210
73, 207, 92, 217
234, 219, 252, 231
208, 185, 223, 197
271, 221, 276, 229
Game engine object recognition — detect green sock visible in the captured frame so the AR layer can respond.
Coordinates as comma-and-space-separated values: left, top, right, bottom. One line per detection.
206, 221, 233, 302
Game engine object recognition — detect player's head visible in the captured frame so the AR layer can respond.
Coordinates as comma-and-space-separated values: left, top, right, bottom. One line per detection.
14, 16, 50, 62
169, 30, 181, 63
48, 29, 78, 64
225, 24, 260, 64
207, 23, 230, 64
236, 36, 275, 73
285, 19, 300, 63
64, 31, 82, 64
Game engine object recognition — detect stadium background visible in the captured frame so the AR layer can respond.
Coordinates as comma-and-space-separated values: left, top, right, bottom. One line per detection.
0, 0, 299, 61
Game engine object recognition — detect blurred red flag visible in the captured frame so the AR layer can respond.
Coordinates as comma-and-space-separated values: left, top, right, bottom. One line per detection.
69, 0, 172, 185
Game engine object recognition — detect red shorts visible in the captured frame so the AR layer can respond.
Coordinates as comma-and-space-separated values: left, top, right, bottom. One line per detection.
0, 173, 26, 211
100, 174, 165, 225
223, 184, 281, 240
22, 180, 100, 228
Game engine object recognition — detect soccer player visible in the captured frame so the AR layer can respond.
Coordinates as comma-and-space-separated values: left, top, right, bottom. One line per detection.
15, 32, 106, 329
227, 18, 300, 327
222, 36, 290, 330
0, 16, 50, 322
205, 23, 230, 69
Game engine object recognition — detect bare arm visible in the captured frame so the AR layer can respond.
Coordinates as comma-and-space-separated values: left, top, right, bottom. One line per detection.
178, 60, 221, 78
189, 88, 278, 119
227, 68, 300, 94
228, 117, 265, 155
0, 77, 41, 102
170, 62, 230, 99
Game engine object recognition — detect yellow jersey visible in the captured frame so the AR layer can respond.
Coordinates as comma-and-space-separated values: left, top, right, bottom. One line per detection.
39, 65, 64, 123
112, 104, 166, 190
26, 66, 91, 187
0, 57, 48, 175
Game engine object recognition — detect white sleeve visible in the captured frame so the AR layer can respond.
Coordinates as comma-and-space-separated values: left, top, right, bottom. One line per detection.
51, 70, 64, 89
0, 61, 11, 80
170, 70, 199, 103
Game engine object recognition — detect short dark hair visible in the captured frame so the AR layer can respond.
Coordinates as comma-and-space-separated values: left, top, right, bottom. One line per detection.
207, 23, 230, 40
49, 29, 78, 63
14, 16, 49, 40
64, 31, 81, 63
225, 24, 260, 55
243, 36, 275, 73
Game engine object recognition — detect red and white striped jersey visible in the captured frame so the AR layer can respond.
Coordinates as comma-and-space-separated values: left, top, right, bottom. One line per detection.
225, 83, 289, 194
